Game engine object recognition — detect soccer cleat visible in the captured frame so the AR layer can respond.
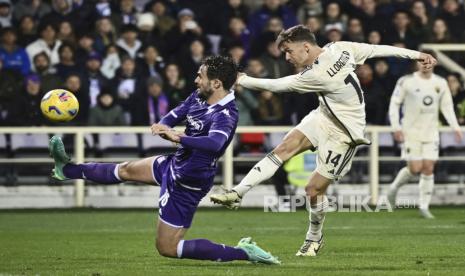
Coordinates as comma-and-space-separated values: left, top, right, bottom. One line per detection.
387, 187, 398, 209
295, 236, 324, 257
236, 237, 281, 265
419, 208, 435, 219
210, 190, 242, 210
49, 135, 71, 181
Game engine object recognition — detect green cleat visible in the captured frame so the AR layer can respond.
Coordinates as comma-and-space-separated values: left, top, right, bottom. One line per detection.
49, 136, 71, 181
236, 237, 281, 265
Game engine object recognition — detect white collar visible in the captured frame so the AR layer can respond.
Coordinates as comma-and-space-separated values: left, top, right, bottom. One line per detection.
207, 90, 235, 111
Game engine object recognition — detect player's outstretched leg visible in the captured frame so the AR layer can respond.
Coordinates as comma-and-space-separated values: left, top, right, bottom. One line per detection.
418, 173, 435, 219
49, 136, 122, 184
387, 166, 413, 207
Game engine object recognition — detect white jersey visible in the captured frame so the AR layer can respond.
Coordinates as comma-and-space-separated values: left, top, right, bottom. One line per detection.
238, 41, 421, 144
388, 72, 460, 142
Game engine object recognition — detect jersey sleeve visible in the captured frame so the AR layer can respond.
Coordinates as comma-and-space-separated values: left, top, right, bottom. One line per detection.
159, 91, 195, 127
238, 71, 322, 94
338, 42, 421, 65
388, 77, 408, 131
208, 109, 237, 141
439, 80, 460, 131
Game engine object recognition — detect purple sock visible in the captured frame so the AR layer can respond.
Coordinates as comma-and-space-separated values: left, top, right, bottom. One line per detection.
63, 163, 121, 184
179, 239, 248, 262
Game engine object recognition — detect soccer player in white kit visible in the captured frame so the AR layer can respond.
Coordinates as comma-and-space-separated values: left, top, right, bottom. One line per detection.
387, 51, 462, 219
210, 25, 436, 256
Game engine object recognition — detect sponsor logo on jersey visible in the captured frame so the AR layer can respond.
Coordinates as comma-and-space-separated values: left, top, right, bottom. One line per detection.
423, 96, 433, 106
186, 115, 204, 131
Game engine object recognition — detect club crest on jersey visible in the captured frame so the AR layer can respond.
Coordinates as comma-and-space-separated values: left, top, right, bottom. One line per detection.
435, 87, 440, 93
187, 115, 204, 131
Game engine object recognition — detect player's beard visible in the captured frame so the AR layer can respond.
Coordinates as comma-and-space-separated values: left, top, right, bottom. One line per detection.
198, 85, 214, 101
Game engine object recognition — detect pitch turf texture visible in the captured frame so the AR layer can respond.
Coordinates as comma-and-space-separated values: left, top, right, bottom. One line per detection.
1, 208, 465, 275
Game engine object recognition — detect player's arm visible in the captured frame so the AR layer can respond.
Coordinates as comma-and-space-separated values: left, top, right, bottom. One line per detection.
160, 111, 236, 153
439, 82, 462, 141
388, 77, 407, 142
152, 92, 196, 135
237, 72, 320, 94
340, 42, 436, 68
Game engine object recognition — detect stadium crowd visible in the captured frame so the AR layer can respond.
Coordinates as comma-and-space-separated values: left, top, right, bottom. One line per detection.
1, 0, 465, 128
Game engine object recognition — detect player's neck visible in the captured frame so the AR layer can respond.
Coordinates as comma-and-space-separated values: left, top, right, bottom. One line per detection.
207, 89, 228, 105
418, 71, 433, 79
306, 47, 324, 66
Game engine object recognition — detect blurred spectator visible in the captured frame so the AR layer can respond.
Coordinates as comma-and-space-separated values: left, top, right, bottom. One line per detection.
75, 33, 95, 68
132, 75, 169, 126
410, 0, 431, 42
94, 0, 112, 18
234, 82, 258, 126
93, 16, 117, 55
0, 27, 31, 75
359, 0, 386, 33
116, 24, 142, 59
26, 22, 62, 68
297, 0, 323, 23
304, 16, 325, 46
64, 73, 89, 125
164, 8, 211, 57
372, 59, 396, 97
6, 74, 45, 126
324, 23, 343, 43
137, 12, 164, 51
113, 0, 139, 28
137, 45, 165, 79
0, 58, 23, 103
367, 30, 381, 45
220, 17, 251, 56
57, 20, 76, 44
384, 10, 419, 50
112, 56, 141, 119
440, 0, 465, 40
324, 2, 346, 30
250, 16, 283, 57
221, 0, 249, 33
32, 51, 62, 93
247, 0, 298, 38
445, 73, 465, 125
54, 42, 79, 80
386, 42, 415, 77
0, 0, 12, 28
83, 51, 109, 107
100, 44, 121, 79
228, 44, 246, 69
88, 92, 126, 126
163, 63, 187, 108
357, 64, 386, 125
13, 0, 51, 22
428, 18, 453, 43
259, 39, 293, 79
145, 0, 176, 36
257, 90, 284, 125
178, 39, 206, 92
17, 15, 37, 47
345, 17, 364, 43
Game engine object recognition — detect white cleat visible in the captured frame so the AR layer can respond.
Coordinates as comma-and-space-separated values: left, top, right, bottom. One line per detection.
210, 190, 242, 210
295, 236, 324, 257
419, 208, 435, 219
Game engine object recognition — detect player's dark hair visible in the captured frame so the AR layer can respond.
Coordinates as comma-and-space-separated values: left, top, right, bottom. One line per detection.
276, 25, 317, 48
203, 55, 238, 91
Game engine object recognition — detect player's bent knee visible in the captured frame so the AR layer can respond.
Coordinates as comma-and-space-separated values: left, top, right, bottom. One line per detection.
155, 238, 177, 258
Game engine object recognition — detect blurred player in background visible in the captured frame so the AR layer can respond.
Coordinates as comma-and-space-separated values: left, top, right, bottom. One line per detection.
48, 56, 280, 264
387, 51, 462, 219
211, 25, 437, 256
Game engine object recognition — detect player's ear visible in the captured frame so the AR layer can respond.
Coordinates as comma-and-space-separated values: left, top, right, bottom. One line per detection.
213, 79, 222, 89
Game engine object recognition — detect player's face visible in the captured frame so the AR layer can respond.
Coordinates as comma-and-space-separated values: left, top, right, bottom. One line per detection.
418, 61, 434, 74
281, 41, 310, 67
195, 65, 214, 100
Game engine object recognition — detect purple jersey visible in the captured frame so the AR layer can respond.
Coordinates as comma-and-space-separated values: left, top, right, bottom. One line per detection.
159, 90, 238, 187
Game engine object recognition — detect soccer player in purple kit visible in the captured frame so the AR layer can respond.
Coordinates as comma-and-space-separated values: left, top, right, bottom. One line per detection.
48, 56, 280, 264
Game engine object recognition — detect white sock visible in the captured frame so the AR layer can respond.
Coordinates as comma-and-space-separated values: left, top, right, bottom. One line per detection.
305, 196, 328, 241
233, 152, 283, 197
389, 166, 413, 192
419, 174, 434, 210
176, 240, 185, 258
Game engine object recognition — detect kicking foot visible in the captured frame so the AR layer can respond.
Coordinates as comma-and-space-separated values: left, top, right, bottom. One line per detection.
387, 187, 398, 209
210, 190, 242, 210
419, 208, 435, 219
295, 236, 324, 257
236, 237, 281, 265
49, 136, 71, 181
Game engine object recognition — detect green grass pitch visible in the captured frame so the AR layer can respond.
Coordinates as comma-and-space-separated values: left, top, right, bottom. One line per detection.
1, 207, 465, 275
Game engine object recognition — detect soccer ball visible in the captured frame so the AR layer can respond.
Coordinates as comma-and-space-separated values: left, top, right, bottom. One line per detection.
40, 89, 79, 122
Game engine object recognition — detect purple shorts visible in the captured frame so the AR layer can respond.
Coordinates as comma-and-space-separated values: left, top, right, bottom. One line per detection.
152, 155, 212, 228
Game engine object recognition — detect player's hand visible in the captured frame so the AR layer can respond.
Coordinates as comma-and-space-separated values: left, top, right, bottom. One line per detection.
418, 52, 437, 70
393, 130, 404, 143
159, 129, 182, 143
236, 72, 246, 84
151, 123, 170, 135
454, 130, 463, 143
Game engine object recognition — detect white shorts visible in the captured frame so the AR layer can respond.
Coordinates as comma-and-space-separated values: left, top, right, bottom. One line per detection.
294, 109, 357, 180
401, 140, 439, 161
